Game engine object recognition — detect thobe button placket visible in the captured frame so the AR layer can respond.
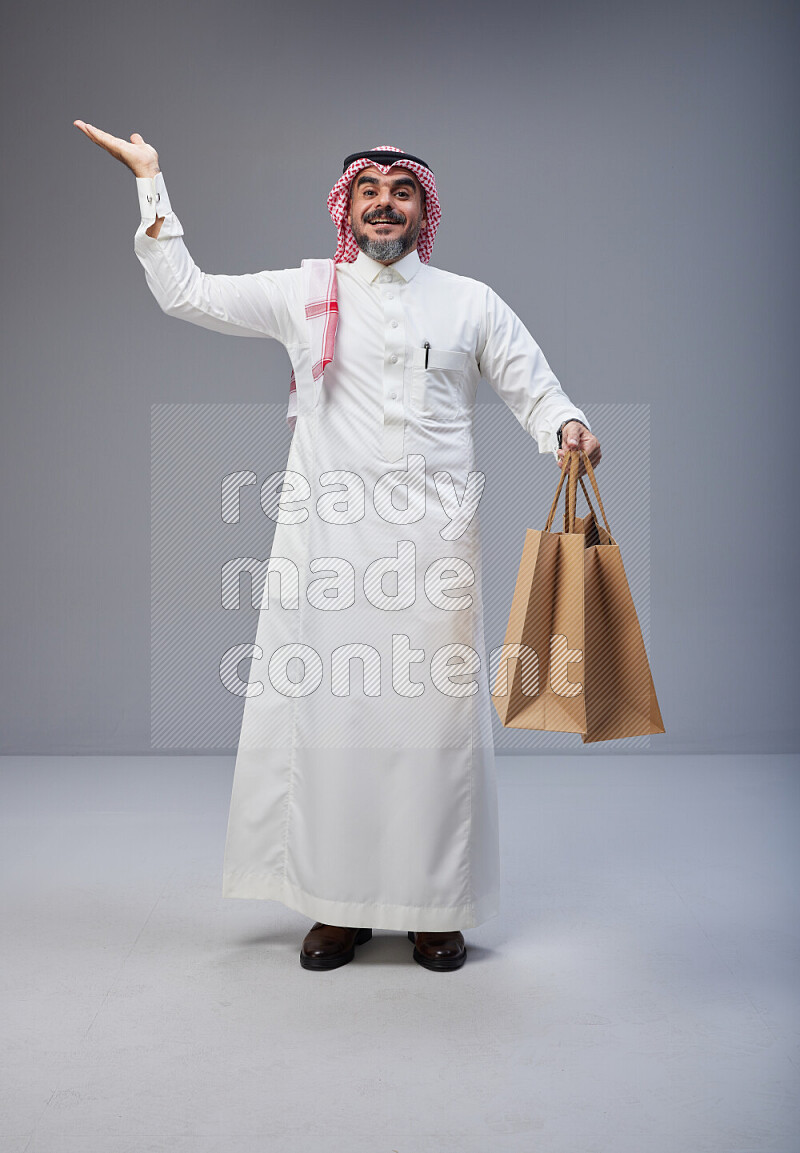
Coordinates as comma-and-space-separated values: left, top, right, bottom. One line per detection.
379, 274, 406, 462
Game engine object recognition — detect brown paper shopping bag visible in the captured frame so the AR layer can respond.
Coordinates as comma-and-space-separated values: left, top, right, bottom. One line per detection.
491, 449, 665, 743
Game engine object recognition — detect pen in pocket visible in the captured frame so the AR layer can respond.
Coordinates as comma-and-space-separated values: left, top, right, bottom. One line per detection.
423, 341, 430, 368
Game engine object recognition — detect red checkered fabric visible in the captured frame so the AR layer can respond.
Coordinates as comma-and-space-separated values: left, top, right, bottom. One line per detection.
287, 258, 338, 430
327, 144, 441, 264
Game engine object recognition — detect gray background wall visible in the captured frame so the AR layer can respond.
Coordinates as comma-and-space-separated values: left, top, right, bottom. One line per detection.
1, 0, 796, 754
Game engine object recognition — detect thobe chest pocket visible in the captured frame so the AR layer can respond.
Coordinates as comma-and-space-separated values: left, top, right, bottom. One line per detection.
410, 347, 470, 422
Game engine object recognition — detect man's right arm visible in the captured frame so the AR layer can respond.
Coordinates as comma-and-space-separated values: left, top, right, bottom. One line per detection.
477, 286, 591, 461
133, 171, 302, 343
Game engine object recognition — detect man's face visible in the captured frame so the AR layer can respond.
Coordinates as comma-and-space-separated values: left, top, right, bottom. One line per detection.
349, 165, 428, 264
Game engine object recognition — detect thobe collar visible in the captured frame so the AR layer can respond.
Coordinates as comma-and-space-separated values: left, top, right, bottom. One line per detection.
350, 247, 423, 284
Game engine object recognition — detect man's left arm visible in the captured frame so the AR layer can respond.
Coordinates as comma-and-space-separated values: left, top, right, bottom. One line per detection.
477, 287, 601, 473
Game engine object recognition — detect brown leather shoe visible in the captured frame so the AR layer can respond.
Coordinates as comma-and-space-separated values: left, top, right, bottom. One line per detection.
299, 922, 373, 970
407, 930, 467, 971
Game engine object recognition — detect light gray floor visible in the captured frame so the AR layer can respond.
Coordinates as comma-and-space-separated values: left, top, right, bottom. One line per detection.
1, 754, 797, 1153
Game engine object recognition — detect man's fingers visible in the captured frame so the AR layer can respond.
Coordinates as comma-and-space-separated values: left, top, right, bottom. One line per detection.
74, 120, 142, 169
558, 436, 602, 478
75, 121, 104, 144
87, 125, 120, 148
74, 120, 122, 149
74, 120, 103, 137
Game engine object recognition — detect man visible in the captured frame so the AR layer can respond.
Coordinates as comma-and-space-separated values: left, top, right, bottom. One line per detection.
73, 122, 602, 973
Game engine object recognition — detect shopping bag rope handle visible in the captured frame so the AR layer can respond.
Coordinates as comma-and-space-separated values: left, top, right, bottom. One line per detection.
544, 453, 571, 531
577, 450, 613, 539
545, 450, 615, 542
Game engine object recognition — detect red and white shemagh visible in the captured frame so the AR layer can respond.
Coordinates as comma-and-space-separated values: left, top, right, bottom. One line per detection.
327, 144, 441, 265
286, 259, 339, 430
287, 146, 440, 431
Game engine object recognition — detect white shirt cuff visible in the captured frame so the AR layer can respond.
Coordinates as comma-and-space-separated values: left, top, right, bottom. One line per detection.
136, 171, 172, 227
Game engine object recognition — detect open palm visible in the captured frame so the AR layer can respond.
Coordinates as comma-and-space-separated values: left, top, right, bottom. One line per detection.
73, 121, 159, 179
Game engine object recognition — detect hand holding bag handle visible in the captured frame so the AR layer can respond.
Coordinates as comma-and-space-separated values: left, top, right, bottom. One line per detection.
545, 450, 616, 544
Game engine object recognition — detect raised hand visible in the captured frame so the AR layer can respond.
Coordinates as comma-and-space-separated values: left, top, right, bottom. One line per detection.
73, 121, 160, 179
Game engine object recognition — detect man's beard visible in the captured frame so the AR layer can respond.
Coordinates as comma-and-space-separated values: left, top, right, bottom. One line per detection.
352, 209, 422, 262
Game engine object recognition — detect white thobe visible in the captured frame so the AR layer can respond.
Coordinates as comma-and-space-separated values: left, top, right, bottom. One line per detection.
134, 171, 591, 931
